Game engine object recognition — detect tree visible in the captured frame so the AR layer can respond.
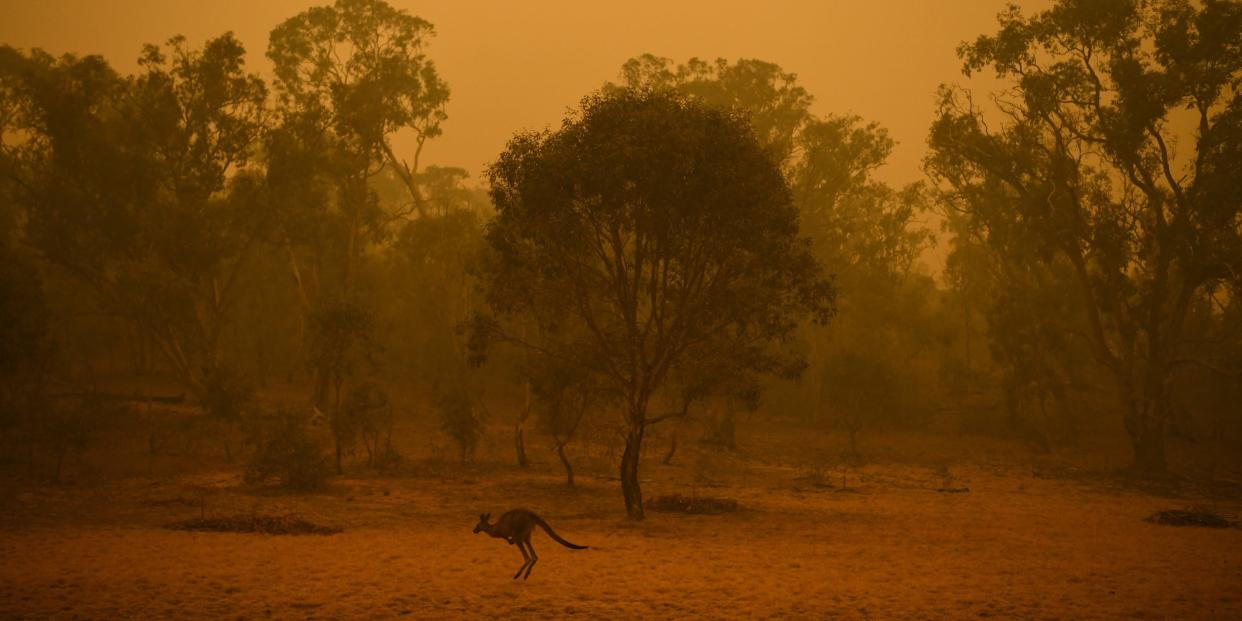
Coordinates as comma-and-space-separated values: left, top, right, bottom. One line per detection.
611, 56, 935, 436
268, 0, 449, 219
435, 382, 484, 463
267, 0, 450, 409
0, 34, 268, 405
820, 350, 898, 460
613, 55, 813, 167
927, 0, 1242, 472
0, 243, 52, 450
530, 353, 606, 487
476, 89, 835, 518
942, 205, 1091, 443
307, 296, 377, 473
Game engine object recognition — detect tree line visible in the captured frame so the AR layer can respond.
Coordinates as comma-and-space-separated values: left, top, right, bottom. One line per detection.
1, 0, 1239, 517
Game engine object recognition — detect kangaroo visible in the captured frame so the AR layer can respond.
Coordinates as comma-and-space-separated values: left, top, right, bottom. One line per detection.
473, 509, 588, 580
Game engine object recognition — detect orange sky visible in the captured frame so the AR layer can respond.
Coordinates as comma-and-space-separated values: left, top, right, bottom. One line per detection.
2, 0, 1050, 190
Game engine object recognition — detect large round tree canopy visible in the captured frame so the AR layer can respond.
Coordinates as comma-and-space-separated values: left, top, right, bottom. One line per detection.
479, 88, 835, 519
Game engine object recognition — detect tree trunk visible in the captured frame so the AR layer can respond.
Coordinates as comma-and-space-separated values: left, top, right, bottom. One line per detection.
1122, 373, 1168, 475
556, 441, 574, 488
1130, 396, 1168, 474
514, 419, 529, 468
620, 424, 646, 520
662, 431, 677, 465
1133, 422, 1167, 474
515, 383, 531, 467
1003, 375, 1022, 431
312, 367, 331, 410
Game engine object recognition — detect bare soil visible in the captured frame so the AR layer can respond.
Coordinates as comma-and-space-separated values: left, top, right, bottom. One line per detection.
2, 424, 1240, 620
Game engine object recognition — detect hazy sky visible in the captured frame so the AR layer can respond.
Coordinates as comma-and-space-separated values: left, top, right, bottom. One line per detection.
2, 0, 1052, 190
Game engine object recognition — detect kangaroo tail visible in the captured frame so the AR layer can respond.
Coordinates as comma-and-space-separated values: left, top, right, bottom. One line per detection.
532, 514, 588, 549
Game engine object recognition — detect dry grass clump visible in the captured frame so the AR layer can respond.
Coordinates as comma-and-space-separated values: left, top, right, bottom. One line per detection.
647, 493, 739, 514
166, 514, 342, 535
1145, 508, 1235, 529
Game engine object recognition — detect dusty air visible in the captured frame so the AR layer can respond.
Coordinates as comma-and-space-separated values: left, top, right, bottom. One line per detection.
0, 0, 1239, 618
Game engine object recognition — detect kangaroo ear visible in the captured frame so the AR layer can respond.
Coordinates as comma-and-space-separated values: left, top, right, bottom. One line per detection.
484, 513, 491, 520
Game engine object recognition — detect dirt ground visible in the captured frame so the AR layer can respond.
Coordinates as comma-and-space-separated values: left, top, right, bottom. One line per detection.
2, 425, 1240, 620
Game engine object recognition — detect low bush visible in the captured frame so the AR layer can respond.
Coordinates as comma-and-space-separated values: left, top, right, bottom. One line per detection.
244, 407, 332, 490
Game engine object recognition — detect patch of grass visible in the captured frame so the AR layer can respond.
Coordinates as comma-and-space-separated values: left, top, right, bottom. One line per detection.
647, 494, 739, 515
166, 514, 342, 535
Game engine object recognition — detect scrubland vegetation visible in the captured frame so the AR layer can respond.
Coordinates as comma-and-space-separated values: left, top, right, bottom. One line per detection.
1, 0, 1240, 618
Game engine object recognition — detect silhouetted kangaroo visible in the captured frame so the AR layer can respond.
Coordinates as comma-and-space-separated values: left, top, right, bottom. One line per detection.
473, 509, 587, 580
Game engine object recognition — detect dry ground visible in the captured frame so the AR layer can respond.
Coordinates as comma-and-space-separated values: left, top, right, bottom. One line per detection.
1, 425, 1240, 620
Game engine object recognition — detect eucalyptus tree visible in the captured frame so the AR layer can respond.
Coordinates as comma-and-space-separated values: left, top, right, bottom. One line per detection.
611, 56, 934, 435
0, 34, 268, 410
475, 89, 835, 518
927, 0, 1242, 472
266, 0, 450, 413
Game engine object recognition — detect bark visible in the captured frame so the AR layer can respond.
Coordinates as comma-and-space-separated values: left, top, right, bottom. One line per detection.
1135, 382, 1169, 475
662, 431, 678, 465
556, 441, 574, 488
515, 386, 530, 468
514, 421, 529, 468
620, 424, 646, 520
1133, 421, 1168, 474
1120, 372, 1169, 475
313, 367, 331, 411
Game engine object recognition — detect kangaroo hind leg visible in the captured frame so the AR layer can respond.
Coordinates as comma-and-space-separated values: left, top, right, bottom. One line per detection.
522, 537, 538, 580
513, 540, 531, 580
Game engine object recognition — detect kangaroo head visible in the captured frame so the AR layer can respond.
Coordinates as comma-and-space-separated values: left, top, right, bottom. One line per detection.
473, 513, 491, 534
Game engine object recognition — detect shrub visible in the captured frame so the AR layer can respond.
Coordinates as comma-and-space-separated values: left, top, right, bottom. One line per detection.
35, 395, 123, 482
201, 366, 254, 422
344, 381, 400, 469
436, 383, 484, 462
244, 407, 332, 490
